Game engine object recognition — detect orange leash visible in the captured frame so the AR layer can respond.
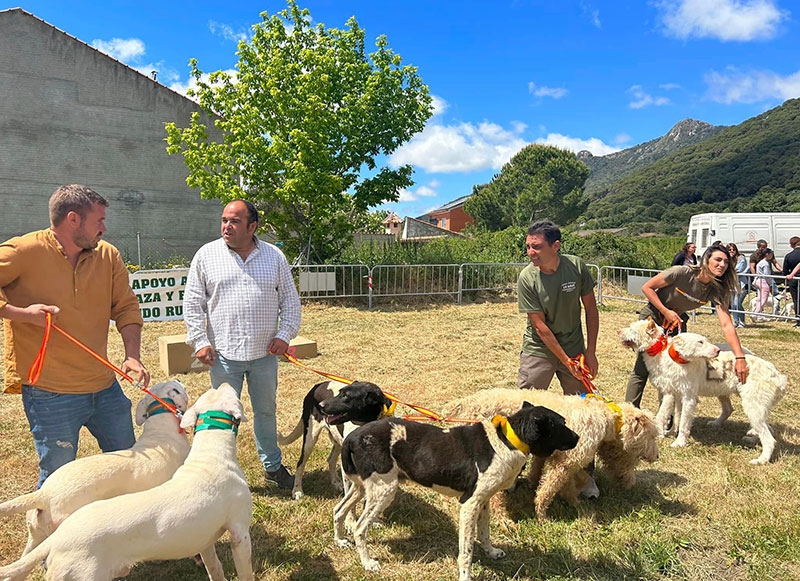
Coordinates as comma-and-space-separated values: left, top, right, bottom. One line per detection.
28, 313, 182, 418
283, 349, 477, 423
570, 353, 598, 395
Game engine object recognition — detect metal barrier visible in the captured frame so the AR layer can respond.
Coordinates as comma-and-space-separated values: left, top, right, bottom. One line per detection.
291, 262, 603, 308
369, 264, 461, 308
292, 264, 370, 299
598, 265, 661, 305
458, 262, 528, 303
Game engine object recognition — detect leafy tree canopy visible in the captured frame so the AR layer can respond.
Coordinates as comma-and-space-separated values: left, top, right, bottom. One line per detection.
166, 0, 432, 262
465, 145, 590, 231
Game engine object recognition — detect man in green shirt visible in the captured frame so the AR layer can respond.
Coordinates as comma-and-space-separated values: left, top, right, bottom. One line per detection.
517, 221, 599, 395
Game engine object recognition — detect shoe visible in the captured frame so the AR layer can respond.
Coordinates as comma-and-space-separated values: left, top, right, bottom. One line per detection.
266, 465, 295, 490
580, 475, 600, 500
665, 415, 674, 432
793, 321, 800, 328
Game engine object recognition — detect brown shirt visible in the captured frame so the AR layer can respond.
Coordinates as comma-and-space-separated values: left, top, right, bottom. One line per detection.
0, 229, 143, 394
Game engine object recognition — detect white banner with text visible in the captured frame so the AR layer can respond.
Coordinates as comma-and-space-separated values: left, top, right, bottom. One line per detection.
129, 268, 189, 322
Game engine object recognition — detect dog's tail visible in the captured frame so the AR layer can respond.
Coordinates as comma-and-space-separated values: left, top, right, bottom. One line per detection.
278, 417, 304, 446
0, 490, 44, 519
0, 538, 50, 581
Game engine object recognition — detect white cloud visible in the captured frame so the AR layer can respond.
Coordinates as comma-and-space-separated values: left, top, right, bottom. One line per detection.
390, 121, 528, 173
390, 118, 619, 172
430, 95, 449, 116
628, 85, 671, 109
656, 0, 788, 41
580, 1, 602, 28
535, 134, 621, 156
209, 20, 249, 43
397, 181, 439, 203
528, 82, 569, 99
92, 38, 145, 61
705, 67, 800, 103
614, 133, 633, 145
660, 83, 682, 90
169, 69, 239, 97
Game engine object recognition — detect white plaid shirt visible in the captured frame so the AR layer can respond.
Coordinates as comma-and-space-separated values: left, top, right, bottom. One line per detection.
183, 238, 301, 361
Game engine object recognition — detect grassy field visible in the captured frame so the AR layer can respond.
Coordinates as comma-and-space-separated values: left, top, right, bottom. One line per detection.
1, 299, 799, 580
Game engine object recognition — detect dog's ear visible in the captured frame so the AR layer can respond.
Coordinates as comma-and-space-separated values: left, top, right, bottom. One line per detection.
180, 404, 198, 431
521, 401, 533, 409
135, 395, 153, 426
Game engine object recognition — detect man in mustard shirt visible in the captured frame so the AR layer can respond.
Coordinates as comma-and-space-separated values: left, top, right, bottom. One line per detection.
0, 184, 149, 487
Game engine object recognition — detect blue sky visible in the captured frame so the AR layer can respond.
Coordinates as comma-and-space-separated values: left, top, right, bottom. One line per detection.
13, 0, 800, 218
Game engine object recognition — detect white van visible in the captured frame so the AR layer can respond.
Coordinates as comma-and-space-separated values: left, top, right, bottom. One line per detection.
687, 212, 800, 262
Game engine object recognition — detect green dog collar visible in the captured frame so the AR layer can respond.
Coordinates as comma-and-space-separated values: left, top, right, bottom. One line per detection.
146, 398, 177, 417
194, 410, 240, 435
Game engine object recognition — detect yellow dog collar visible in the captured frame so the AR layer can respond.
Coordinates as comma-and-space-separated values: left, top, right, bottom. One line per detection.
583, 393, 624, 435
381, 401, 397, 418
491, 415, 530, 454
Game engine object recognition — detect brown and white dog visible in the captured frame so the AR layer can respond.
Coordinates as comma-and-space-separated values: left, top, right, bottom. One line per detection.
333, 403, 579, 581
620, 318, 787, 464
442, 388, 660, 519
278, 380, 394, 500
0, 384, 253, 581
0, 380, 190, 557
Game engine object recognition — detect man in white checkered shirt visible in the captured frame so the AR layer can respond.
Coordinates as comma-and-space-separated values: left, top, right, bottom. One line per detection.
183, 200, 301, 490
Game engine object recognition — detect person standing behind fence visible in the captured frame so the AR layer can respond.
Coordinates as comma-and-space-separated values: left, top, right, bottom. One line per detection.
671, 243, 698, 266
0, 184, 148, 488
625, 243, 749, 408
183, 199, 301, 490
517, 221, 599, 395
727, 243, 748, 328
782, 236, 800, 328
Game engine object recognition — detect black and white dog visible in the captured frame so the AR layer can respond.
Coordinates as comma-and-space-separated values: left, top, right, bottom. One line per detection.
333, 403, 579, 581
278, 380, 393, 500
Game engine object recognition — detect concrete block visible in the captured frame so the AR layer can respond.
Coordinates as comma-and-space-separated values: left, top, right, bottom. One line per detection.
290, 336, 318, 359
158, 334, 208, 375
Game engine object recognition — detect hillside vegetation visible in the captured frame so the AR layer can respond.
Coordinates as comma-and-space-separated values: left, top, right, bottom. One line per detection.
579, 119, 725, 197
580, 98, 800, 234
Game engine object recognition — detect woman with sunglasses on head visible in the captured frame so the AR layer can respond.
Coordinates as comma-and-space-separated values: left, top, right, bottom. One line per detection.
625, 243, 750, 408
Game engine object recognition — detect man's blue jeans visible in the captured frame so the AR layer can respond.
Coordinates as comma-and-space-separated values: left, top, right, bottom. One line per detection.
210, 353, 282, 472
21, 380, 135, 488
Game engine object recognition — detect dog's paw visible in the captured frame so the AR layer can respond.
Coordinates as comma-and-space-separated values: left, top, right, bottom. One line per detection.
671, 438, 688, 448
363, 558, 381, 572
292, 490, 304, 501
484, 546, 505, 560
334, 537, 352, 549
750, 455, 770, 465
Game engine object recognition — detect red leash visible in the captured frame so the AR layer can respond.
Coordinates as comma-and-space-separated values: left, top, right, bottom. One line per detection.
28, 313, 182, 418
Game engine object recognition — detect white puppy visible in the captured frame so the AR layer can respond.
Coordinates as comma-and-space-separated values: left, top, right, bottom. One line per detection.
620, 319, 787, 464
0, 383, 254, 581
0, 379, 190, 556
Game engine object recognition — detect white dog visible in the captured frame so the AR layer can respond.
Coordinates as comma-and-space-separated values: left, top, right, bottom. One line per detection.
442, 388, 660, 519
0, 379, 190, 556
620, 319, 787, 464
0, 383, 253, 581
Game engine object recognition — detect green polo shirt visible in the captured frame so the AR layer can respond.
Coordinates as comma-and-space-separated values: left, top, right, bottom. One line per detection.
518, 254, 595, 359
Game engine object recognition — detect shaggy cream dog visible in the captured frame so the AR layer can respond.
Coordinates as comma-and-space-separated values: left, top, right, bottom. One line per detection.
0, 384, 253, 581
619, 319, 787, 464
0, 380, 190, 557
442, 388, 660, 520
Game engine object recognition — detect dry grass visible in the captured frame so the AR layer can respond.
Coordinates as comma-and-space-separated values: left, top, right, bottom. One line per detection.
1, 299, 799, 580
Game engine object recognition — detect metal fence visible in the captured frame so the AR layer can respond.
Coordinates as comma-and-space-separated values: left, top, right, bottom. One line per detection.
290, 262, 605, 309
133, 261, 797, 322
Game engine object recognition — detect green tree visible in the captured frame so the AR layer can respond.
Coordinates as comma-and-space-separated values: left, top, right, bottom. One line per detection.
165, 0, 432, 262
465, 145, 590, 231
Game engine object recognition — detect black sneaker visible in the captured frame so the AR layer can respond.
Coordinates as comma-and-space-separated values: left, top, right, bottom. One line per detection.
266, 465, 295, 490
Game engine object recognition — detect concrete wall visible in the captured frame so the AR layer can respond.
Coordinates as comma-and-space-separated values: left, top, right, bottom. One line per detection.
0, 9, 223, 263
